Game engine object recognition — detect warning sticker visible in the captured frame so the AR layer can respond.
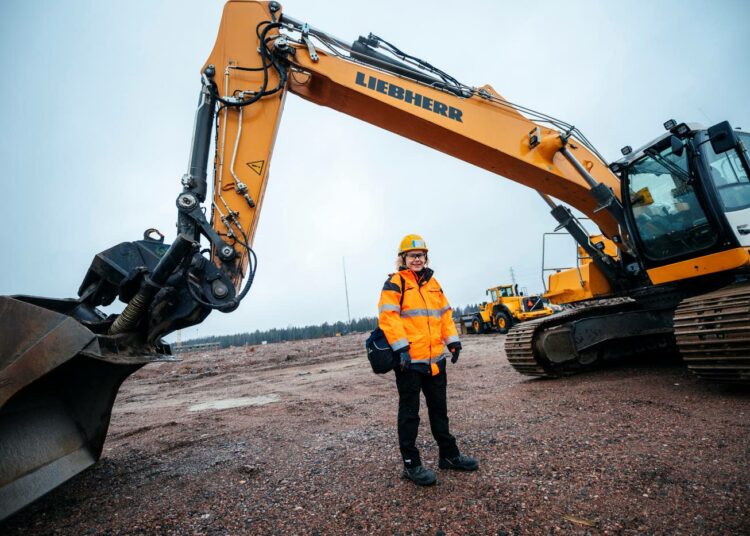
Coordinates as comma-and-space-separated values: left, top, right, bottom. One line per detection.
247, 160, 265, 175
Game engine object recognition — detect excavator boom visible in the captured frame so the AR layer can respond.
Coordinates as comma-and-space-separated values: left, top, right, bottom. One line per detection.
204, 0, 624, 278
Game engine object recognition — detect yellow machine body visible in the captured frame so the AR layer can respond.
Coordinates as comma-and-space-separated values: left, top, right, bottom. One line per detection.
461, 284, 554, 334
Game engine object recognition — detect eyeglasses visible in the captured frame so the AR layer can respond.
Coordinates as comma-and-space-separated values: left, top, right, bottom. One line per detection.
405, 253, 426, 260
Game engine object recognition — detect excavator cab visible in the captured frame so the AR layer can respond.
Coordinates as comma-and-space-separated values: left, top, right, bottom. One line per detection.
617, 121, 750, 278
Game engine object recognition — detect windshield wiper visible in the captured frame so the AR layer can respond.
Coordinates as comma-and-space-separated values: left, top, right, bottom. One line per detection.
644, 149, 692, 183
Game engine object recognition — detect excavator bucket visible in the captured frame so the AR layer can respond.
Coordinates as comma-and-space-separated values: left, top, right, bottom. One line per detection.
0, 296, 169, 521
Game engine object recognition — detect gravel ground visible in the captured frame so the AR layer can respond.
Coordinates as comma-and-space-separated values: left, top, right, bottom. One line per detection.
3, 333, 749, 535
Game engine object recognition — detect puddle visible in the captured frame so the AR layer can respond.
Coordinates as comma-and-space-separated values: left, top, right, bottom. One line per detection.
188, 394, 279, 412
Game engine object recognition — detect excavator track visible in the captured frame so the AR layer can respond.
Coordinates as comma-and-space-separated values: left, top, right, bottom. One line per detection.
506, 298, 638, 378
505, 319, 548, 376
674, 282, 750, 383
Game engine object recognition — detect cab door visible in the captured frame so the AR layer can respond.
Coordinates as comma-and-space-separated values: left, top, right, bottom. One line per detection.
703, 131, 750, 247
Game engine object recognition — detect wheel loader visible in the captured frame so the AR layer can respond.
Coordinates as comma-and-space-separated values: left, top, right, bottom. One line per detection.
2, 0, 748, 520
459, 284, 554, 335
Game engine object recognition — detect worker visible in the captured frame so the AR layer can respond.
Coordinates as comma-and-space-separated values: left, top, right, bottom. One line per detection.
378, 234, 479, 486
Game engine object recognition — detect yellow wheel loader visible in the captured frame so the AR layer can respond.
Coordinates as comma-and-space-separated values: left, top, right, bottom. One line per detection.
460, 284, 554, 334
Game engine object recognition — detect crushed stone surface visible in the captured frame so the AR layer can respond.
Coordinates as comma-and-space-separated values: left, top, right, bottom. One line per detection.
3, 333, 749, 535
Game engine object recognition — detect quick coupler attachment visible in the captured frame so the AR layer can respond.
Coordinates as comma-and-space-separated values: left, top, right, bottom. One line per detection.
108, 234, 197, 335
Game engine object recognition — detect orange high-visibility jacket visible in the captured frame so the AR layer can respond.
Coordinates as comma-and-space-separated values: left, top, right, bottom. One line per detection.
378, 268, 460, 376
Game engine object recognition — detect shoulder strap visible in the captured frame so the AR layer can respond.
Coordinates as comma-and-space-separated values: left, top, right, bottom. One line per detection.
399, 274, 406, 308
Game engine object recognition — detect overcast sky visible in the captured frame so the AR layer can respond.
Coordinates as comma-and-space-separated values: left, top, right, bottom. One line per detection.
1, 0, 748, 340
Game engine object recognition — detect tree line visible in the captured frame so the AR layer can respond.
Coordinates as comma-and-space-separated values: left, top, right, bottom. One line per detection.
183, 304, 480, 349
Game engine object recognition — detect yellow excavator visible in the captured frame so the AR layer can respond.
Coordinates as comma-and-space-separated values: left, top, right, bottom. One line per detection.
2, 0, 749, 520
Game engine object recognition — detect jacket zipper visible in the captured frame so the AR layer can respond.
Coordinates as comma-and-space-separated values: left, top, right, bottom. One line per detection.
416, 277, 433, 375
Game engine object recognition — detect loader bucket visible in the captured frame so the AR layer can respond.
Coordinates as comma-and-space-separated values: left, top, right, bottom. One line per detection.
0, 296, 166, 520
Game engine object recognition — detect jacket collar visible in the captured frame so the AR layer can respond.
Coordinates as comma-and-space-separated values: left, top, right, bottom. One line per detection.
400, 267, 434, 286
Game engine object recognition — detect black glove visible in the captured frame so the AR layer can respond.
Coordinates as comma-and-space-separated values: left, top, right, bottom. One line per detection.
399, 349, 412, 370
447, 341, 462, 364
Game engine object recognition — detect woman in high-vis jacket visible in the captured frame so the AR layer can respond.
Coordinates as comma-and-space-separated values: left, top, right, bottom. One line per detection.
378, 234, 478, 486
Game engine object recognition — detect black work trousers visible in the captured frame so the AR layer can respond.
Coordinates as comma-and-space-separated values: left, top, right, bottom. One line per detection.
394, 364, 459, 468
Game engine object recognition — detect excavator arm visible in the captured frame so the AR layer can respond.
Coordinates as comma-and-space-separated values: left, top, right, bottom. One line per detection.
203, 0, 630, 297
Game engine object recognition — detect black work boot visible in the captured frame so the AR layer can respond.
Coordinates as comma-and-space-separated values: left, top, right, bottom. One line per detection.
439, 454, 479, 471
402, 465, 437, 486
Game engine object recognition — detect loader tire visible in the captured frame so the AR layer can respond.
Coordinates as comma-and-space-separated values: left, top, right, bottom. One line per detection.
494, 311, 512, 334
472, 316, 485, 334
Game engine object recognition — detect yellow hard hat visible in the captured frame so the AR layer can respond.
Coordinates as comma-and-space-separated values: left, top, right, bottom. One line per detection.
399, 234, 428, 254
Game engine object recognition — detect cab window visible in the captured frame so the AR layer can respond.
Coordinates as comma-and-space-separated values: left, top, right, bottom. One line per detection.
628, 144, 717, 260
705, 131, 750, 212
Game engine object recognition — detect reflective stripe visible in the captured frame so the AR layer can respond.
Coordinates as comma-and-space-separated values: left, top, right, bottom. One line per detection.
400, 308, 444, 319
391, 338, 409, 351
445, 335, 460, 345
379, 304, 401, 313
417, 352, 447, 361
439, 306, 451, 315
412, 353, 446, 363
409, 353, 446, 373
409, 361, 429, 373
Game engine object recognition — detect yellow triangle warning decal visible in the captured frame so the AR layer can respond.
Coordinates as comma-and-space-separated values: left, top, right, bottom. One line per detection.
247, 160, 265, 176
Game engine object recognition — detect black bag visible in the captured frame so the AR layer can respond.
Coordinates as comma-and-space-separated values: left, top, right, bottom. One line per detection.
365, 274, 406, 374
366, 327, 399, 374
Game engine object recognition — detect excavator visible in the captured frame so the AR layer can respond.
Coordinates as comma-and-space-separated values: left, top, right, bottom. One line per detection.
1, 0, 748, 520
